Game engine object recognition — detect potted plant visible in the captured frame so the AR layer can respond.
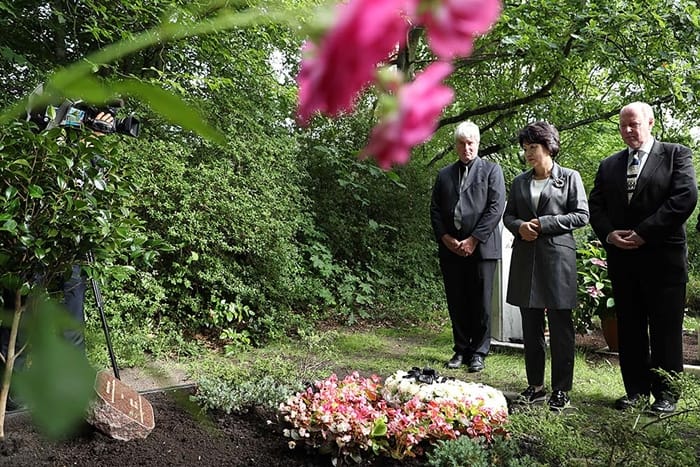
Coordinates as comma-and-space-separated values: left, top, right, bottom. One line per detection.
575, 240, 617, 350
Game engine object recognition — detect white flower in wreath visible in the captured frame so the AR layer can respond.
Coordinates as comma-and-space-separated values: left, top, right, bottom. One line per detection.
382, 370, 507, 413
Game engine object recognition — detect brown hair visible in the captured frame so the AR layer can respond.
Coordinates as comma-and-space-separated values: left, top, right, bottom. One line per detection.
518, 121, 560, 158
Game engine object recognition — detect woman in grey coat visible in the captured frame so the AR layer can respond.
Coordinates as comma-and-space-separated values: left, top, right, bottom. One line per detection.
504, 121, 589, 409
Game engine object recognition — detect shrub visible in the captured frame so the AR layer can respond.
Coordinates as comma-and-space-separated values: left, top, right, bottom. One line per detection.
426, 436, 489, 467
426, 434, 542, 467
685, 273, 700, 315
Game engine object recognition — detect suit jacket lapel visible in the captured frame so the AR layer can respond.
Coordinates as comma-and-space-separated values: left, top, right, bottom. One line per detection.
463, 158, 482, 191
518, 169, 537, 217
535, 163, 563, 212
450, 161, 461, 196
633, 141, 663, 195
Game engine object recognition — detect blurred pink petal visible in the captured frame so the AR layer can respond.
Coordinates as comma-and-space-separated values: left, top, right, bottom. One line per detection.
419, 0, 502, 59
297, 0, 416, 124
361, 62, 454, 169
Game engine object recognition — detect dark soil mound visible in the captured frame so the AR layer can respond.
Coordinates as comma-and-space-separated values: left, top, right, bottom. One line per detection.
0, 389, 417, 467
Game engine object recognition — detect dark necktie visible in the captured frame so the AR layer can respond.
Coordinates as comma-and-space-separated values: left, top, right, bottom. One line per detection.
626, 150, 640, 203
453, 164, 469, 229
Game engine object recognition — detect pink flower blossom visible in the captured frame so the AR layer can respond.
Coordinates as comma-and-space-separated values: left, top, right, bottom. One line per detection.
418, 0, 502, 59
279, 370, 508, 463
297, 0, 416, 124
361, 61, 454, 169
591, 258, 607, 268
586, 285, 604, 299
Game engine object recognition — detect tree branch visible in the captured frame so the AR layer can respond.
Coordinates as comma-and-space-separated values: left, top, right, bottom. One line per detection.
429, 95, 674, 164
438, 35, 576, 130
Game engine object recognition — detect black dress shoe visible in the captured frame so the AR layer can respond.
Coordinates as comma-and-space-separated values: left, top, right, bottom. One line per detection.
468, 354, 485, 373
548, 390, 570, 410
650, 398, 676, 414
614, 394, 649, 410
446, 353, 464, 369
519, 386, 547, 403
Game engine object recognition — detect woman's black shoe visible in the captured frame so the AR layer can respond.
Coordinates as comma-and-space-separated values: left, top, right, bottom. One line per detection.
445, 353, 463, 369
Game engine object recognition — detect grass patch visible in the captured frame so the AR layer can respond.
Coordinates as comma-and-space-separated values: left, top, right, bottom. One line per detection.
184, 319, 700, 466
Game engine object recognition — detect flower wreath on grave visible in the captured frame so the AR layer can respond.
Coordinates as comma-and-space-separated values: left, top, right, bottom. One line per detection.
279, 368, 509, 464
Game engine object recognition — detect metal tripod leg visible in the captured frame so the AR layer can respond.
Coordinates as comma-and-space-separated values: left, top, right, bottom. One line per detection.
86, 252, 120, 380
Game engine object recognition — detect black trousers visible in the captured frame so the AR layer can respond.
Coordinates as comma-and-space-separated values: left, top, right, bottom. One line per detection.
61, 265, 87, 352
1, 265, 87, 369
439, 255, 496, 357
520, 308, 575, 392
612, 276, 684, 400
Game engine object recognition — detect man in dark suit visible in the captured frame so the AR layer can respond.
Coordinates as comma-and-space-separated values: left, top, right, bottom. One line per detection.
430, 121, 506, 372
589, 102, 697, 414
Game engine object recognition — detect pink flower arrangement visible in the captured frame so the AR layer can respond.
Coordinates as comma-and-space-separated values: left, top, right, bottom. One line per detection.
279, 372, 389, 463
296, 0, 503, 169
278, 371, 509, 464
586, 285, 604, 299
576, 240, 615, 332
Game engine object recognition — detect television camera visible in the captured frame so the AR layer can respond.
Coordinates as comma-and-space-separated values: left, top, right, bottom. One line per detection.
26, 85, 140, 138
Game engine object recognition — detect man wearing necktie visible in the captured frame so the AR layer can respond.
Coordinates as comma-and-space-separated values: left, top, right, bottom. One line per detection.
430, 121, 506, 373
589, 102, 698, 414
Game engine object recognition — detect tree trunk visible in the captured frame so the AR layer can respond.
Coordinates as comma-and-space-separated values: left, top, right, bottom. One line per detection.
0, 289, 24, 440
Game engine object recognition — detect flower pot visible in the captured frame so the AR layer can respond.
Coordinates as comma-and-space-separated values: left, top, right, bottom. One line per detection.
600, 315, 619, 352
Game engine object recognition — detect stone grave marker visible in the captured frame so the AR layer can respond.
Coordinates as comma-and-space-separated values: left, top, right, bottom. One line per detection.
86, 370, 155, 440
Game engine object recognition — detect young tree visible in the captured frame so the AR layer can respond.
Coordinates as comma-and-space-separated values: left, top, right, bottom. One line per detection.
0, 121, 149, 438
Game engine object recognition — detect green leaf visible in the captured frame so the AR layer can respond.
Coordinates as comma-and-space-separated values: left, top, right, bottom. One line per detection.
28, 185, 44, 198
93, 178, 106, 191
1, 219, 17, 233
371, 418, 387, 437
11, 159, 31, 168
14, 295, 96, 439
4, 186, 17, 199
113, 79, 226, 145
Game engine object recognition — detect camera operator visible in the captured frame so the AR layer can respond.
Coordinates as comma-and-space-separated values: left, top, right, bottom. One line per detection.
60, 110, 115, 352
0, 111, 115, 410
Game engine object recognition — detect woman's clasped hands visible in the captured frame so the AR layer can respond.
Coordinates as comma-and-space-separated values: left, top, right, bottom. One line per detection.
518, 218, 540, 241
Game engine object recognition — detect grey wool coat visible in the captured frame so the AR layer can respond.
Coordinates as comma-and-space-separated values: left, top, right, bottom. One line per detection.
503, 163, 589, 309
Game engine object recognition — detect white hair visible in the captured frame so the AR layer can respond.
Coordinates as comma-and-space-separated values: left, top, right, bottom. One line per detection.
620, 102, 654, 121
454, 121, 480, 141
